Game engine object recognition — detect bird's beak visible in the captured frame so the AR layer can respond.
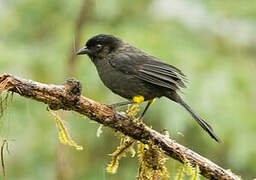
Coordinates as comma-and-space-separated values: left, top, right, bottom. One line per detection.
76, 46, 91, 55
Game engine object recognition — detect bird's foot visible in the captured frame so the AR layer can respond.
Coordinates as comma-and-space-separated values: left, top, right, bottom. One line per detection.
103, 101, 136, 109
137, 99, 155, 122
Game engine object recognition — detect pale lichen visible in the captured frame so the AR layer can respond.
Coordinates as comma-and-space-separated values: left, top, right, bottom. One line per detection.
107, 135, 135, 174
48, 108, 83, 150
137, 141, 169, 180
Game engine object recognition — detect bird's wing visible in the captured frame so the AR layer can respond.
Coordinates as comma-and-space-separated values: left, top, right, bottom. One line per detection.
109, 52, 187, 91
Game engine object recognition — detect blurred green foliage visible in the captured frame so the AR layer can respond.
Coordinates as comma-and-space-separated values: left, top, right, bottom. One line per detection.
0, 0, 256, 179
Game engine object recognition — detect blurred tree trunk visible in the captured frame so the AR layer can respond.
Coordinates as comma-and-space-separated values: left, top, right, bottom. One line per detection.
57, 1, 94, 180
67, 0, 94, 77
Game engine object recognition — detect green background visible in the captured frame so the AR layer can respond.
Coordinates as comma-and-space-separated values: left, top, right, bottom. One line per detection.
0, 0, 256, 179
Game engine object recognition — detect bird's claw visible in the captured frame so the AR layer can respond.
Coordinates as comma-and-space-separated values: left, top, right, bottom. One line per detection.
103, 101, 136, 109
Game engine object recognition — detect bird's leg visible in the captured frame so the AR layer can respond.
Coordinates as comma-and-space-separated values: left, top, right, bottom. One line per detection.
104, 101, 136, 108
138, 98, 155, 122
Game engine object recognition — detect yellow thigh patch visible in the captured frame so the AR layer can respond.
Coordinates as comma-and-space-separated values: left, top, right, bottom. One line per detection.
133, 95, 145, 104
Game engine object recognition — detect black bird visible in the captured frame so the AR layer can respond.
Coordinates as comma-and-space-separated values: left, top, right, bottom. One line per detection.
77, 34, 220, 142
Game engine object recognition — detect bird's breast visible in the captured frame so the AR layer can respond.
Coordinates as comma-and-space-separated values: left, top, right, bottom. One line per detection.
95, 60, 119, 87
94, 59, 126, 92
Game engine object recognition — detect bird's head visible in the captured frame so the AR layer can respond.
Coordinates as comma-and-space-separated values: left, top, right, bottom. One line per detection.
76, 34, 121, 59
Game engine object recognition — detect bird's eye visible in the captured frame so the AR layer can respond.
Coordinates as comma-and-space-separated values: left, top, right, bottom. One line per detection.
95, 44, 102, 51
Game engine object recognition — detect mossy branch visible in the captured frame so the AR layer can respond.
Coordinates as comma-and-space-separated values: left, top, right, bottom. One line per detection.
0, 73, 241, 180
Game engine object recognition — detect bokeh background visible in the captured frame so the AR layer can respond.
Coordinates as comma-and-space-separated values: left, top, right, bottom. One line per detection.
1, 0, 256, 179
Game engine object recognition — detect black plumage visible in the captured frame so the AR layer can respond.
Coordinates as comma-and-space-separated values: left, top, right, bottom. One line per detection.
77, 34, 220, 142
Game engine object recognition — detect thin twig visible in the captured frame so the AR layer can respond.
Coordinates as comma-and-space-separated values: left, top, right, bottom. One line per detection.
1, 139, 8, 179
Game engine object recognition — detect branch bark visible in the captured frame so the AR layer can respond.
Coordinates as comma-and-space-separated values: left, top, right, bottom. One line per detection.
0, 74, 241, 180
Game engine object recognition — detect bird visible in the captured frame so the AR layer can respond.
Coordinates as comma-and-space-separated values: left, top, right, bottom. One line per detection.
76, 34, 220, 142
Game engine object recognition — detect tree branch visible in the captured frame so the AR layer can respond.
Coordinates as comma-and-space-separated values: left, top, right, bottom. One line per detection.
0, 74, 241, 180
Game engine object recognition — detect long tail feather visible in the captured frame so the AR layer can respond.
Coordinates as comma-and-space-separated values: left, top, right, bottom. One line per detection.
166, 92, 221, 142
178, 98, 220, 142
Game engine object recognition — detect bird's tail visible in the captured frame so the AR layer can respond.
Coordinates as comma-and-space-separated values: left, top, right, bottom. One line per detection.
167, 93, 221, 142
